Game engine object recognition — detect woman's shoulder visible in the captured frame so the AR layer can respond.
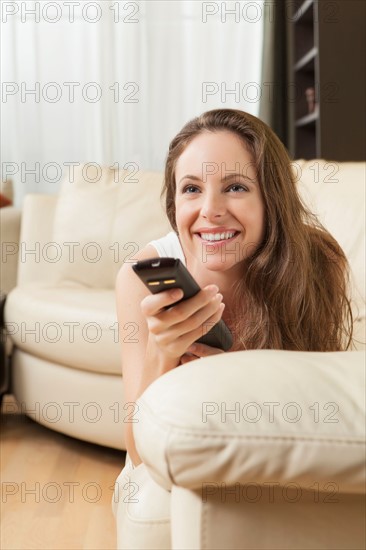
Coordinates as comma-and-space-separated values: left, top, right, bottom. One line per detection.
135, 243, 160, 260
145, 231, 186, 264
147, 230, 180, 248
116, 243, 159, 288
116, 232, 181, 288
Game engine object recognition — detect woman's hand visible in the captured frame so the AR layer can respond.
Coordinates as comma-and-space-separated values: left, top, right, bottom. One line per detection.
140, 284, 225, 364
179, 342, 226, 364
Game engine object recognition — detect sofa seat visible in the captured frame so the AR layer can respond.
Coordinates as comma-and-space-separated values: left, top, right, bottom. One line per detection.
10, 348, 125, 449
6, 278, 127, 449
6, 283, 121, 375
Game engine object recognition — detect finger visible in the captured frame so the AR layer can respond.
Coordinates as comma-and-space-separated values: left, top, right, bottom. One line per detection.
179, 353, 200, 364
187, 302, 226, 346
165, 291, 224, 337
140, 288, 184, 316
143, 284, 218, 318
187, 342, 226, 356
159, 285, 221, 326
143, 285, 224, 352
155, 296, 224, 346
144, 285, 222, 336
160, 298, 224, 347
177, 285, 221, 320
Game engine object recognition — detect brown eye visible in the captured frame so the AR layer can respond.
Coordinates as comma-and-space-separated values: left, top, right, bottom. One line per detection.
183, 185, 199, 194
227, 184, 247, 192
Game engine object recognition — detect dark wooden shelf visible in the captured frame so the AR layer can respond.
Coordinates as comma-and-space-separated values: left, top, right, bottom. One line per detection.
293, 0, 314, 23
289, 0, 365, 161
294, 46, 317, 72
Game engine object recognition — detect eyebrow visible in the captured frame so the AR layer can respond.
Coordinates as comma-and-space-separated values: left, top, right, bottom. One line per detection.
178, 173, 256, 185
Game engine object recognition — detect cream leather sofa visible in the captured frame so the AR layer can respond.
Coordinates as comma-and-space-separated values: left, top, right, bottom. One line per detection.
2, 166, 174, 448
130, 350, 365, 550
2, 160, 365, 549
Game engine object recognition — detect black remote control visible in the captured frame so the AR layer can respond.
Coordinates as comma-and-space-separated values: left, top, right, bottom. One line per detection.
132, 257, 233, 351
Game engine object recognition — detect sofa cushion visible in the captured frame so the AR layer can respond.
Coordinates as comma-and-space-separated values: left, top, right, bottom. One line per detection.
5, 283, 122, 375
294, 160, 365, 320
52, 165, 172, 289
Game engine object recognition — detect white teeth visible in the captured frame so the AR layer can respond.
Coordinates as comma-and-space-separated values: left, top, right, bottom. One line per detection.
200, 231, 236, 241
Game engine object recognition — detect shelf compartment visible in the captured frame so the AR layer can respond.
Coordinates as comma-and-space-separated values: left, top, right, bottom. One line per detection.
294, 46, 317, 72
295, 110, 319, 127
293, 0, 314, 23
294, 18, 314, 62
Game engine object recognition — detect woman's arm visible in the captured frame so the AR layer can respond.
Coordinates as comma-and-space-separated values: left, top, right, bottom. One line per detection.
115, 246, 225, 466
116, 245, 183, 466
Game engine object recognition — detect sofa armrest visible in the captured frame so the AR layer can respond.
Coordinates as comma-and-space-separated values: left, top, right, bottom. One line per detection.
17, 194, 60, 287
0, 206, 22, 293
134, 350, 365, 495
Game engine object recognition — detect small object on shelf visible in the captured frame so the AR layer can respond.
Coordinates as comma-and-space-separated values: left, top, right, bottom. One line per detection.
305, 87, 316, 113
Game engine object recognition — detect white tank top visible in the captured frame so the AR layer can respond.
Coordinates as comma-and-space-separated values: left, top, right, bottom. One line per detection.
147, 231, 187, 266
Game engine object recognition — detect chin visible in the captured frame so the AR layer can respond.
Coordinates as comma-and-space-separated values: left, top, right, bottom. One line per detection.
200, 257, 239, 272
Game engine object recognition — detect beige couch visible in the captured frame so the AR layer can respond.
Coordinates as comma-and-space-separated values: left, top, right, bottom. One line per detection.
2, 160, 365, 549
2, 167, 172, 448
130, 349, 365, 550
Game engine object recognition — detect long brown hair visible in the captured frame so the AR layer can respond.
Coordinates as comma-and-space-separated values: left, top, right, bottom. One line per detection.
161, 109, 354, 351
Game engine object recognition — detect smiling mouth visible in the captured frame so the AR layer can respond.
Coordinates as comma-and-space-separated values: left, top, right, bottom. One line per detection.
195, 231, 240, 244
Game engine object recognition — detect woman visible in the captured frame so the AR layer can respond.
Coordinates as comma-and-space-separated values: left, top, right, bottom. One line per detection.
113, 109, 354, 545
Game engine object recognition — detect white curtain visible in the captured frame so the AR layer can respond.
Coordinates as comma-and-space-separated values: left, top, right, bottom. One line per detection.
1, 1, 264, 207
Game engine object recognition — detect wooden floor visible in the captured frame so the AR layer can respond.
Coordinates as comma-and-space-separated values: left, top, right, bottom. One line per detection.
1, 395, 126, 550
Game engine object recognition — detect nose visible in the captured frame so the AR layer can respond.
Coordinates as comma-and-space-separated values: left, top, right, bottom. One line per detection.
200, 190, 226, 220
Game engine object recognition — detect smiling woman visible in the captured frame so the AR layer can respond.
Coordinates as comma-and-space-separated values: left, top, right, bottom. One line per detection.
113, 108, 356, 548
124, 112, 356, 460
161, 108, 354, 353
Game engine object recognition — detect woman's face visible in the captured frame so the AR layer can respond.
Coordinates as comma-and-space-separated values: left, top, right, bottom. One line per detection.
174, 130, 265, 274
